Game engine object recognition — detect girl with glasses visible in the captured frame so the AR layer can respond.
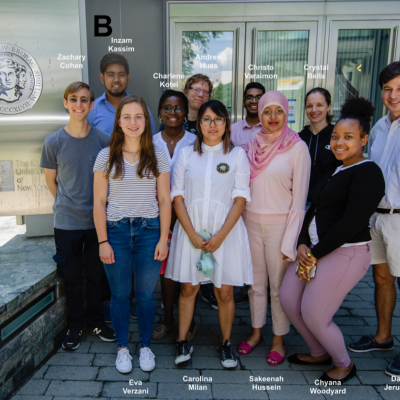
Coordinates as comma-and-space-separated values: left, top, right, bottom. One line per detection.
152, 90, 197, 341
165, 100, 253, 368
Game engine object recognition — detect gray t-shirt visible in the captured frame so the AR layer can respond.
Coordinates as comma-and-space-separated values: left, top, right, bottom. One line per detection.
40, 126, 110, 230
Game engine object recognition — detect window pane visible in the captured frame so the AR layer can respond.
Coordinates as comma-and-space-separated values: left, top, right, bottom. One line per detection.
333, 29, 390, 127
256, 30, 310, 132
182, 31, 234, 116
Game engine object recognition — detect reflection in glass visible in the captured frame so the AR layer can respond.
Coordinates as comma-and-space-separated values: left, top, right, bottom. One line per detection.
256, 31, 309, 132
182, 31, 234, 116
333, 29, 390, 127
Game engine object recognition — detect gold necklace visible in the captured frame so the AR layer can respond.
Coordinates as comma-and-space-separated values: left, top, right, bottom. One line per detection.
162, 130, 184, 145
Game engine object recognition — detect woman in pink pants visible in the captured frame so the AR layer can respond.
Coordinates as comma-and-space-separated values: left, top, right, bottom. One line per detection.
238, 91, 310, 365
280, 97, 385, 384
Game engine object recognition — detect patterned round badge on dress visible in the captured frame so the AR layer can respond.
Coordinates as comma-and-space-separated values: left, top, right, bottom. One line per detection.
217, 163, 230, 174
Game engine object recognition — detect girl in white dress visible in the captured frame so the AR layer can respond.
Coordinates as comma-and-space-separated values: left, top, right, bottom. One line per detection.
165, 100, 253, 368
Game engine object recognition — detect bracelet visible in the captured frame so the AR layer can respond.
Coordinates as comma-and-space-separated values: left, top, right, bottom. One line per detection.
217, 232, 224, 240
190, 233, 198, 241
99, 240, 108, 245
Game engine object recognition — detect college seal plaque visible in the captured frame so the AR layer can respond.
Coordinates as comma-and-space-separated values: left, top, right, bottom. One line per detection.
0, 44, 43, 115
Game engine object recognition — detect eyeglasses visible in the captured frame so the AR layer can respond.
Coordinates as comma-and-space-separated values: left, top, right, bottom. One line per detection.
162, 105, 185, 113
244, 94, 263, 102
200, 117, 226, 126
189, 87, 210, 97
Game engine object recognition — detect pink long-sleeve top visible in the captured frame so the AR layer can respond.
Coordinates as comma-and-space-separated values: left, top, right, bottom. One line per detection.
243, 140, 311, 261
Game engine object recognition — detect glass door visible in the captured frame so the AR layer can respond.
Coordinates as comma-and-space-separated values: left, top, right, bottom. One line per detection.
173, 22, 246, 123
245, 22, 320, 132
327, 21, 399, 126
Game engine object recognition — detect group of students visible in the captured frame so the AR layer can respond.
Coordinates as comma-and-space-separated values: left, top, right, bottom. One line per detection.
40, 53, 400, 384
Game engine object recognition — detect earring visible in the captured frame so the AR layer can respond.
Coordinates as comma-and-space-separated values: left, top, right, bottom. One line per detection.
183, 117, 188, 123
160, 118, 163, 123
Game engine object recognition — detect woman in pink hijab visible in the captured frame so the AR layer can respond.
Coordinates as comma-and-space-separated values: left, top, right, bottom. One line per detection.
238, 91, 311, 365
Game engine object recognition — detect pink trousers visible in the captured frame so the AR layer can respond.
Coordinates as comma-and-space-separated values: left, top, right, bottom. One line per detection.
280, 244, 371, 368
244, 217, 291, 335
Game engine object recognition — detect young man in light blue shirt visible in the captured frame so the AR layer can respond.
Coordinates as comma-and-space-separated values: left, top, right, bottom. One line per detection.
348, 62, 400, 378
88, 53, 156, 135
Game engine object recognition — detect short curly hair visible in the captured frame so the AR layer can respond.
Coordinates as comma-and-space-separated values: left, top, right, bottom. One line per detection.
183, 74, 213, 97
338, 97, 375, 136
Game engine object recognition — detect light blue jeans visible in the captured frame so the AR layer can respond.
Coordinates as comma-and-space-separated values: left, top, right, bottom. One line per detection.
104, 217, 161, 348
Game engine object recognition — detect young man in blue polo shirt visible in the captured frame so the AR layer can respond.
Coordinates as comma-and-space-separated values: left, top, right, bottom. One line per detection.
88, 53, 156, 134
41, 82, 115, 350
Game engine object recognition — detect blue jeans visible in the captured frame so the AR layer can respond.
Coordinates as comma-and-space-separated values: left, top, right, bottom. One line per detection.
104, 217, 161, 348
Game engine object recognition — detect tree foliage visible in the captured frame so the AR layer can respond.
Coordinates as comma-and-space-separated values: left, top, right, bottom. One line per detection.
212, 82, 232, 110
182, 31, 223, 77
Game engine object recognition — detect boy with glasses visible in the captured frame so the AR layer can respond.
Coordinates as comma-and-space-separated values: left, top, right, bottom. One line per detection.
231, 82, 265, 150
89, 54, 156, 135
230, 82, 265, 304
40, 82, 115, 350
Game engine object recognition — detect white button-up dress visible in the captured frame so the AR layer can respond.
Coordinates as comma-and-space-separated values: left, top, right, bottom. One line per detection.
165, 141, 253, 288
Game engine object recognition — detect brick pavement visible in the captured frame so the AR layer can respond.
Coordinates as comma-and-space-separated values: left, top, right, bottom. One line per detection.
10, 268, 400, 400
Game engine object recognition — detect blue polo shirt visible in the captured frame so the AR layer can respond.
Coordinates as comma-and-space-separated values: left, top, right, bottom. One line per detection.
88, 91, 156, 135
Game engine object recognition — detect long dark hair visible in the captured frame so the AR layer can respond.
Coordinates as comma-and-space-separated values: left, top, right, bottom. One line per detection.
304, 87, 333, 124
107, 95, 159, 179
194, 100, 234, 155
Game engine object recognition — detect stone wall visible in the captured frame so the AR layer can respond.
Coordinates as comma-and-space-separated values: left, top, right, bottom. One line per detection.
0, 273, 66, 400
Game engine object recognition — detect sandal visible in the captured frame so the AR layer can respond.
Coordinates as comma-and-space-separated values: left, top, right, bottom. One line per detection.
151, 322, 175, 340
237, 336, 263, 355
267, 345, 287, 366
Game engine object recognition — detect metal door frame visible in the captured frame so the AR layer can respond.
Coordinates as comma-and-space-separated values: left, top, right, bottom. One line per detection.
244, 20, 322, 123
325, 19, 400, 117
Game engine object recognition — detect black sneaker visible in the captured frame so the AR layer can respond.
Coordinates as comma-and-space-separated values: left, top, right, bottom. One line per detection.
85, 324, 116, 342
62, 329, 82, 351
348, 335, 394, 353
234, 286, 249, 304
175, 340, 193, 365
201, 294, 218, 310
218, 340, 237, 369
385, 353, 400, 378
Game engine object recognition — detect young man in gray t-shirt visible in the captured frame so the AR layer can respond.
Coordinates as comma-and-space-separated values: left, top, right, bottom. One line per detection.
40, 82, 115, 350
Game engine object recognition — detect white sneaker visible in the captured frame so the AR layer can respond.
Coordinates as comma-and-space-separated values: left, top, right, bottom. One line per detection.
139, 347, 156, 372
115, 349, 132, 374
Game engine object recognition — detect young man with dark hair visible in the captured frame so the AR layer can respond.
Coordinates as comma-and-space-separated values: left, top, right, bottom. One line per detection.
230, 82, 265, 149
348, 61, 400, 377
160, 73, 213, 134
89, 54, 156, 134
229, 82, 265, 304
89, 54, 156, 321
41, 82, 115, 351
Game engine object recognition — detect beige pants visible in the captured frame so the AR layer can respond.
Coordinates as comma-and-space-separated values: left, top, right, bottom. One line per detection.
244, 217, 290, 335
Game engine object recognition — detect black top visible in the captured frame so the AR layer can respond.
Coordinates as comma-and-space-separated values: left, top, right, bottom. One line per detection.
297, 161, 385, 260
158, 119, 198, 135
299, 124, 342, 201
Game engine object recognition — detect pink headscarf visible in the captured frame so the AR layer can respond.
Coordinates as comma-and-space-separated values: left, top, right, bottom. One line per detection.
246, 91, 301, 183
